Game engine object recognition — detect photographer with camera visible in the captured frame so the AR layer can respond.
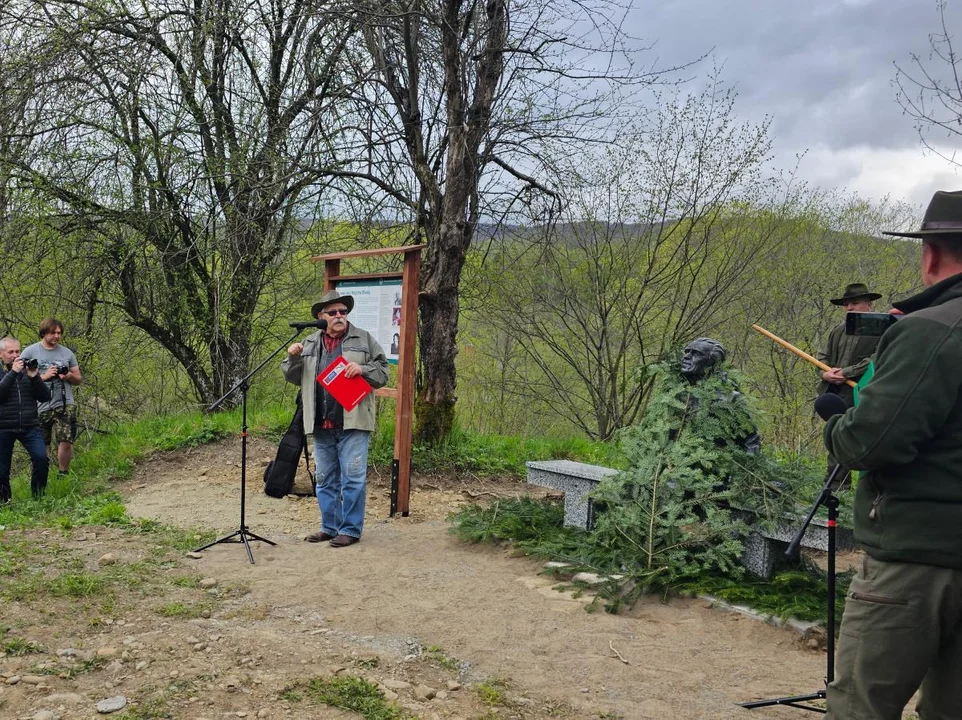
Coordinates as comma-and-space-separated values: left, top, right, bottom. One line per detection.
20, 318, 82, 475
0, 337, 55, 502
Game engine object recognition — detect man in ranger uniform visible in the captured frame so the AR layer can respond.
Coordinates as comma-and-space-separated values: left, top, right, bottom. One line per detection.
825, 190, 962, 719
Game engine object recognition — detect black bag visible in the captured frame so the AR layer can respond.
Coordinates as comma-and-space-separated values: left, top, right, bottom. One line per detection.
264, 396, 310, 498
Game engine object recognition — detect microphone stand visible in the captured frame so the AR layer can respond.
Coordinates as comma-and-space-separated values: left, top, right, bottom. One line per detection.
194, 329, 304, 563
739, 462, 845, 713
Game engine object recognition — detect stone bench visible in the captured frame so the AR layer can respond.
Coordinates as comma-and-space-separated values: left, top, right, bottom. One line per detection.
526, 459, 855, 579
740, 514, 855, 579
525, 460, 618, 530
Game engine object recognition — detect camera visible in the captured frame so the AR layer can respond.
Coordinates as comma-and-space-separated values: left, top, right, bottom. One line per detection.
845, 312, 900, 337
23, 358, 38, 371
54, 362, 70, 376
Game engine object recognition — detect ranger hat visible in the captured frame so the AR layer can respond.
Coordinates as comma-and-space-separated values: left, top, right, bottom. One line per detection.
830, 283, 882, 306
883, 190, 962, 238
311, 289, 355, 318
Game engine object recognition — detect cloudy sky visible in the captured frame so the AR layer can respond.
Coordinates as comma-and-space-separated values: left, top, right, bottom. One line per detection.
630, 0, 962, 208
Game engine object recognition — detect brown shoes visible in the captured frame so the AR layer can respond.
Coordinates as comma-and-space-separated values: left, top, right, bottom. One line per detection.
329, 535, 359, 548
304, 531, 335, 543
305, 531, 360, 547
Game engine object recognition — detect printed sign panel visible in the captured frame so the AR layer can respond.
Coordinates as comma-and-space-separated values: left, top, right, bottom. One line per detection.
337, 279, 402, 365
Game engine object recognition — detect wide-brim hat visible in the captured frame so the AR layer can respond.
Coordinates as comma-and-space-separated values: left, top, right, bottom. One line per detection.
830, 282, 882, 306
311, 289, 355, 318
883, 190, 962, 238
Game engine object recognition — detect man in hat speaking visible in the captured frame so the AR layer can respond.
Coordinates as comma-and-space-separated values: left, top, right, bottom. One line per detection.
824, 190, 962, 718
816, 282, 883, 407
282, 290, 388, 547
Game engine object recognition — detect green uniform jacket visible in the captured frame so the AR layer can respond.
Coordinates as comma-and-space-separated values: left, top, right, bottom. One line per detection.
825, 272, 962, 569
281, 324, 389, 434
815, 321, 879, 406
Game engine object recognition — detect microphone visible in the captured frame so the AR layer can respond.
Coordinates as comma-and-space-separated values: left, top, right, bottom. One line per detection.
814, 393, 849, 421
289, 319, 328, 331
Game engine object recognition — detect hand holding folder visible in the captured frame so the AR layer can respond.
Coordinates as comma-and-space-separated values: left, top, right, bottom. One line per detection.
316, 357, 372, 411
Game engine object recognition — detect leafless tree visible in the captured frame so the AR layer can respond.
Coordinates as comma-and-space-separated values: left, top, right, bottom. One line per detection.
0, 0, 358, 405
895, 0, 962, 168
479, 83, 783, 440
333, 0, 676, 442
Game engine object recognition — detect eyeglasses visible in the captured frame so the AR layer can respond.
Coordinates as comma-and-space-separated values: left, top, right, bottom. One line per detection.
324, 308, 349, 316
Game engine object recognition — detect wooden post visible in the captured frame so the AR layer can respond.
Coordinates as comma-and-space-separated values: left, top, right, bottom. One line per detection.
392, 247, 420, 516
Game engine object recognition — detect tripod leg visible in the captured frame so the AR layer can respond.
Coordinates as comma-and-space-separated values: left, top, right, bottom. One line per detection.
740, 473, 842, 712
194, 529, 243, 552
739, 690, 826, 712
239, 531, 254, 564
243, 529, 277, 546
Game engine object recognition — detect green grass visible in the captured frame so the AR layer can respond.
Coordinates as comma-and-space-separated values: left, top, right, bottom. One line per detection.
280, 676, 412, 720
57, 654, 109, 679
156, 602, 197, 618
1, 636, 42, 656
114, 696, 173, 719
170, 575, 201, 588
49, 571, 106, 598
476, 678, 511, 707
370, 420, 621, 477
425, 644, 459, 672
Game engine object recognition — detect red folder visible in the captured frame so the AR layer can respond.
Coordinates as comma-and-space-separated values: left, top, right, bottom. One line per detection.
316, 356, 372, 411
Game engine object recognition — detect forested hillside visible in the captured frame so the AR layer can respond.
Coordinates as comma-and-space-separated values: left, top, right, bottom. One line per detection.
0, 197, 918, 461
0, 0, 921, 459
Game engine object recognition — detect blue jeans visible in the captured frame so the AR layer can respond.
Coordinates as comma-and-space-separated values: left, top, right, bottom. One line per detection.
0, 428, 50, 500
313, 428, 370, 539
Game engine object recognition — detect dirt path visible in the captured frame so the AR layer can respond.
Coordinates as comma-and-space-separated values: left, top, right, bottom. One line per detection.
118, 438, 837, 719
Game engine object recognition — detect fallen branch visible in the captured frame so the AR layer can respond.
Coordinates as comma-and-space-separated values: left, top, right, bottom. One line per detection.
609, 640, 629, 665
461, 490, 504, 499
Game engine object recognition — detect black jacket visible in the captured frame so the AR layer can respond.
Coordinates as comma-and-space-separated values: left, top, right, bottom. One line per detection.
0, 367, 52, 431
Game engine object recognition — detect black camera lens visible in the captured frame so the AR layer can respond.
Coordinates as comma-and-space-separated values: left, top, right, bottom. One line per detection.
24, 358, 38, 370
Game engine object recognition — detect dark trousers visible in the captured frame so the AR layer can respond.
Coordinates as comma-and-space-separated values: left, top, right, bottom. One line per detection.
0, 428, 50, 501
827, 556, 962, 719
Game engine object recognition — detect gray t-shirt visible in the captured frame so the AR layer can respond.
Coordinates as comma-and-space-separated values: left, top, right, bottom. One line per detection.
20, 342, 79, 412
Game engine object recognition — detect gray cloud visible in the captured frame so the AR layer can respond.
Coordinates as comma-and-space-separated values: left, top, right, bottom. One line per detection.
632, 0, 951, 154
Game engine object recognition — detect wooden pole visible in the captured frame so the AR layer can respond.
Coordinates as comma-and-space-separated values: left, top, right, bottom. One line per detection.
391, 247, 420, 516
751, 324, 857, 389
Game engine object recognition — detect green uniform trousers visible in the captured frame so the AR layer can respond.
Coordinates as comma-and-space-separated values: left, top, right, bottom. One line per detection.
826, 555, 962, 719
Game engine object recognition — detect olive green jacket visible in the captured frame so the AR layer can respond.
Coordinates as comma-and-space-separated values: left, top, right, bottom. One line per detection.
281, 324, 388, 434
825, 272, 962, 569
815, 320, 879, 406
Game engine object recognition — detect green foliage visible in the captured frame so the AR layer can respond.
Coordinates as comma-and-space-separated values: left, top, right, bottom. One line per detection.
49, 572, 105, 598
450, 495, 848, 622
679, 561, 854, 623
281, 676, 412, 720
584, 361, 807, 596
450, 497, 587, 556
